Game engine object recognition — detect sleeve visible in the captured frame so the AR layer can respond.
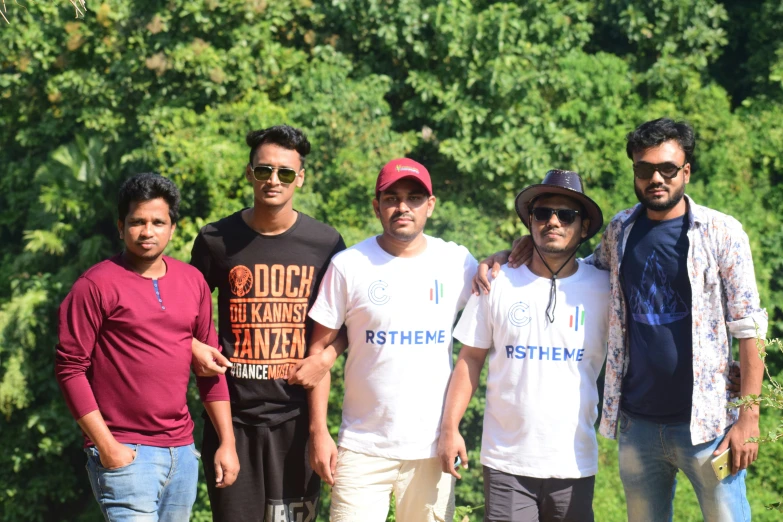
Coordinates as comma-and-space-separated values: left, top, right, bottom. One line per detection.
452, 292, 493, 349
190, 230, 216, 291
313, 233, 348, 300
583, 223, 613, 270
332, 234, 347, 258
193, 276, 229, 402
716, 220, 768, 339
457, 250, 479, 312
307, 260, 348, 330
55, 278, 103, 420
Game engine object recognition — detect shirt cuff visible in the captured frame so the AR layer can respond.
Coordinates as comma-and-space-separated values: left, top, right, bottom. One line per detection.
726, 310, 768, 339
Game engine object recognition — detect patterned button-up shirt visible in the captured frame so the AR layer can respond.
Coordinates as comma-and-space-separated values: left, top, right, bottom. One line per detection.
591, 195, 767, 445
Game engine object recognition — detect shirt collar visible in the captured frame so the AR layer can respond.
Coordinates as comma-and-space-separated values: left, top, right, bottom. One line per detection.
623, 194, 701, 228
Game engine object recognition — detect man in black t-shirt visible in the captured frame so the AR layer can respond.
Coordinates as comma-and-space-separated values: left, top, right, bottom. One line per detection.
190, 125, 345, 522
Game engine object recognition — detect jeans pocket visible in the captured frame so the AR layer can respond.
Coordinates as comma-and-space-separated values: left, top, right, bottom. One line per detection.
97, 444, 139, 471
618, 411, 632, 434
190, 444, 202, 459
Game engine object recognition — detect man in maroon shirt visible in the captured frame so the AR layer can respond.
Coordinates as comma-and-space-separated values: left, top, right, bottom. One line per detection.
55, 173, 239, 522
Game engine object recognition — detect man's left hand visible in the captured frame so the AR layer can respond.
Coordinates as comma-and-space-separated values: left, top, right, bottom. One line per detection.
213, 442, 240, 488
713, 415, 759, 475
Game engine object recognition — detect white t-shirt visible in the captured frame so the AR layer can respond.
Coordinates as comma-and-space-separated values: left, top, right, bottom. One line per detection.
309, 235, 477, 460
453, 261, 609, 478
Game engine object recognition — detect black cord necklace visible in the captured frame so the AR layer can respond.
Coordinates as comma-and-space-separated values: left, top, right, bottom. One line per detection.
531, 241, 579, 323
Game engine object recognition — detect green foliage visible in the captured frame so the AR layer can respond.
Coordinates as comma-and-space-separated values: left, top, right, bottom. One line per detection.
2, 0, 783, 520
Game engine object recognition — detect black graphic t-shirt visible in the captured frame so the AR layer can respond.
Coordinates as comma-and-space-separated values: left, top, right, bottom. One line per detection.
191, 210, 345, 426
620, 211, 693, 423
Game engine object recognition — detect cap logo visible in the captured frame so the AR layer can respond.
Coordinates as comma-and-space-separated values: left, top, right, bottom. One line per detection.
396, 165, 420, 174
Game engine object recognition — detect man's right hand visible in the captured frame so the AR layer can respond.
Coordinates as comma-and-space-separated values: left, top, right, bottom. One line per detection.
191, 338, 232, 377
98, 441, 136, 470
437, 428, 468, 479
309, 429, 338, 486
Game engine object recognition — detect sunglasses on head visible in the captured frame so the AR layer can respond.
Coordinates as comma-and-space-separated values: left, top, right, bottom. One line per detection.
251, 164, 299, 184
632, 162, 686, 180
530, 207, 581, 225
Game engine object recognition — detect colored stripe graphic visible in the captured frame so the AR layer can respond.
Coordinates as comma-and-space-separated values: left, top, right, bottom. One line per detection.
435, 280, 439, 304
580, 310, 585, 326
575, 306, 580, 332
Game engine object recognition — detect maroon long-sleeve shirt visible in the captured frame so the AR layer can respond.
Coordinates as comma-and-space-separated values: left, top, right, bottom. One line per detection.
55, 254, 229, 447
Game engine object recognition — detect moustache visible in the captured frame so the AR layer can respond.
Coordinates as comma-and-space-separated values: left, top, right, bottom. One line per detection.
392, 212, 415, 222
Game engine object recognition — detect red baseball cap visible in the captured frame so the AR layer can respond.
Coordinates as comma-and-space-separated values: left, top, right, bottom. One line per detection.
375, 158, 432, 196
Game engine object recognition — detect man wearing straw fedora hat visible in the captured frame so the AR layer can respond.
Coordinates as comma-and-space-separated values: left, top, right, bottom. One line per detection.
438, 170, 609, 521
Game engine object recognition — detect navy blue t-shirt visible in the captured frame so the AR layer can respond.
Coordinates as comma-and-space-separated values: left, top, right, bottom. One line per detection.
620, 211, 693, 423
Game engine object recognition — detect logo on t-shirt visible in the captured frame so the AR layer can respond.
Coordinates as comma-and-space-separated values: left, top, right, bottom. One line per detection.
508, 301, 531, 327
229, 265, 254, 297
569, 306, 585, 331
368, 280, 391, 305
631, 251, 690, 325
429, 280, 443, 304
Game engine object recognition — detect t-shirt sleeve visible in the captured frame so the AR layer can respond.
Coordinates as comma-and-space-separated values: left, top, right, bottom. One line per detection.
308, 260, 348, 330
55, 277, 103, 420
457, 249, 479, 311
190, 231, 216, 291
452, 292, 493, 349
332, 234, 347, 257
193, 275, 229, 402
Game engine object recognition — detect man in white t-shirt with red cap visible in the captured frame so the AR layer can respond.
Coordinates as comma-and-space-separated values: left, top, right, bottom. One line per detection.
305, 158, 477, 522
439, 170, 609, 521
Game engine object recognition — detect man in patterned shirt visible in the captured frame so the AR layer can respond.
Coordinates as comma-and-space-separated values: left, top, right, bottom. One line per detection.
476, 118, 766, 521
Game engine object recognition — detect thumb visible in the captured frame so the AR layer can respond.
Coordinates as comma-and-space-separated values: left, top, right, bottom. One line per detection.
287, 361, 304, 383
215, 458, 224, 485
329, 449, 338, 486
458, 446, 469, 469
491, 260, 501, 278
211, 348, 233, 368
714, 437, 730, 456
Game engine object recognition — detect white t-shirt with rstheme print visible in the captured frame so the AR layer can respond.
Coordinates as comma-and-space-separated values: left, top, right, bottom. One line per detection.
309, 235, 477, 460
453, 261, 609, 479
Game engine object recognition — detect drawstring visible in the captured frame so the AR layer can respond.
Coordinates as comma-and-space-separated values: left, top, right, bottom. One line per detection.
531, 241, 579, 323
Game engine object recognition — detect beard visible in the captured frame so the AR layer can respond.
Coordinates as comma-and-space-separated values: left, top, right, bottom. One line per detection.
536, 241, 572, 254
533, 227, 579, 255
635, 182, 685, 212
384, 212, 421, 242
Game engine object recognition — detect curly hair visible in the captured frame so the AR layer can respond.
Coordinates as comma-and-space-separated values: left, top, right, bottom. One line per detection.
117, 173, 181, 224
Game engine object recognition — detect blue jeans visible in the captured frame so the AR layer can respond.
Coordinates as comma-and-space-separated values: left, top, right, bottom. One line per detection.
618, 411, 750, 522
85, 443, 200, 522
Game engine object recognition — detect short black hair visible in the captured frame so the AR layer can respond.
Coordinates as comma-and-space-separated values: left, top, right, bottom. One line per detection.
117, 173, 181, 224
246, 125, 311, 169
626, 118, 695, 164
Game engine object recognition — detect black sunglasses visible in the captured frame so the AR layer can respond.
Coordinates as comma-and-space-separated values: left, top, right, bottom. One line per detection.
633, 162, 686, 180
251, 165, 299, 184
530, 207, 581, 225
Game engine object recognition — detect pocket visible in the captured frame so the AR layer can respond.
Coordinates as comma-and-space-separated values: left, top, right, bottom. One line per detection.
190, 444, 202, 459
618, 411, 632, 434
96, 444, 139, 471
